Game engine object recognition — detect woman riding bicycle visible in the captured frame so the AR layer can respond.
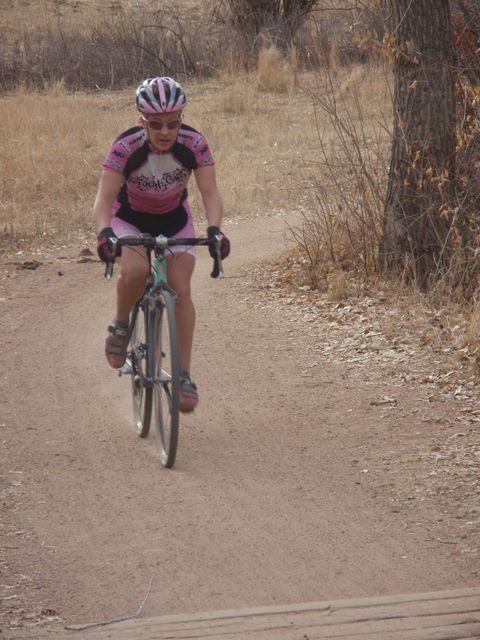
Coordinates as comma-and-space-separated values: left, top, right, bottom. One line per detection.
93, 76, 230, 413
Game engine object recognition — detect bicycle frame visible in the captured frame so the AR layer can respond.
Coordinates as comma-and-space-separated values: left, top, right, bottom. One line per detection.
142, 246, 177, 388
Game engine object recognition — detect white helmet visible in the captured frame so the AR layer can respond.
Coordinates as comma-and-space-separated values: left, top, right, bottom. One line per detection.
135, 77, 187, 114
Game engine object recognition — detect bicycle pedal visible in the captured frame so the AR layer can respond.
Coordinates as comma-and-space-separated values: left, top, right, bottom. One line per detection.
119, 363, 132, 376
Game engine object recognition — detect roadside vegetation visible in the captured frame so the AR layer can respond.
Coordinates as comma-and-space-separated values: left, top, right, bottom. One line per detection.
0, 0, 384, 251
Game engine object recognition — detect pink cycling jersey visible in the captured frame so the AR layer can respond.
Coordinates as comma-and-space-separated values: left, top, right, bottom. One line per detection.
103, 124, 214, 237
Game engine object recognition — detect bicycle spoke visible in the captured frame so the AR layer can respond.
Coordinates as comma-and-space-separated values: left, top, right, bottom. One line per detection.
152, 291, 180, 467
130, 303, 152, 438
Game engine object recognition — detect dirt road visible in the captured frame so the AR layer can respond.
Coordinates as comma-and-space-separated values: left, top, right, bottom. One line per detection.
1, 213, 478, 638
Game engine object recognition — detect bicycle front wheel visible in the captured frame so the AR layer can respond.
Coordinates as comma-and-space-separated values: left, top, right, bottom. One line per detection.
129, 302, 152, 438
152, 290, 180, 468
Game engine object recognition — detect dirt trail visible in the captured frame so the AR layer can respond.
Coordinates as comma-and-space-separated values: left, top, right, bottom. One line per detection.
0, 213, 477, 638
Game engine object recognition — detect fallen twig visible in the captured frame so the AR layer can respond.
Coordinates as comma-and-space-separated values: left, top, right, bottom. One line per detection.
64, 575, 155, 631
436, 538, 458, 545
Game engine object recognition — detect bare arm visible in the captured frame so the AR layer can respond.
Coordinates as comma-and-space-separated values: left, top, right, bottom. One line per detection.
194, 165, 223, 228
93, 170, 124, 232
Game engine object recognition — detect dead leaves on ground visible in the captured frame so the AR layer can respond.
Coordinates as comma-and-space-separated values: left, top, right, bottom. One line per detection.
244, 258, 480, 542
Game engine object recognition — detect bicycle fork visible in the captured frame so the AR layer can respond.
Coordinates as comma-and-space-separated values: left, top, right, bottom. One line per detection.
118, 302, 145, 379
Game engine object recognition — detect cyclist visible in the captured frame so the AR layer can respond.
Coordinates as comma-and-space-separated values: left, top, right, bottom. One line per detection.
94, 76, 230, 413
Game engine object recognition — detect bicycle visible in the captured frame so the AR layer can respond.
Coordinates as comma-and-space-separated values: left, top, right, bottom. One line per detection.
104, 233, 223, 468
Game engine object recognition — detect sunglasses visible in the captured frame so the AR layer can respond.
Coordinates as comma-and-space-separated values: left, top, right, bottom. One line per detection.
142, 116, 182, 131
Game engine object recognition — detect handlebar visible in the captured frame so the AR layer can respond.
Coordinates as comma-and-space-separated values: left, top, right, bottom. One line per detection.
104, 234, 224, 281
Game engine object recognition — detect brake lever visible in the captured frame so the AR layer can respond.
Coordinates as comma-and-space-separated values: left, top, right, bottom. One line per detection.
104, 237, 118, 280
210, 236, 224, 279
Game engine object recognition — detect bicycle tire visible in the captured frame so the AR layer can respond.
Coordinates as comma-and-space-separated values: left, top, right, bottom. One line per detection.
129, 302, 152, 438
151, 290, 180, 468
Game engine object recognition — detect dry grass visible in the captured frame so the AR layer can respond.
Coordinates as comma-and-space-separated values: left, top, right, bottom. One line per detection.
0, 85, 135, 249
257, 46, 297, 94
1, 0, 106, 40
0, 0, 205, 35
0, 50, 391, 253
281, 62, 392, 285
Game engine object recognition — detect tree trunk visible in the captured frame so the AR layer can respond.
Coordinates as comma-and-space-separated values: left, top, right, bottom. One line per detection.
379, 0, 456, 288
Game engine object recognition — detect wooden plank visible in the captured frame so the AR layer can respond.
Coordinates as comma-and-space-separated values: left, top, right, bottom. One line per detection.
116, 606, 480, 639
33, 587, 480, 640
104, 614, 480, 640
72, 615, 480, 640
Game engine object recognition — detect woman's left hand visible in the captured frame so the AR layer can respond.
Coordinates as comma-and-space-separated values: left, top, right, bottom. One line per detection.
207, 226, 230, 259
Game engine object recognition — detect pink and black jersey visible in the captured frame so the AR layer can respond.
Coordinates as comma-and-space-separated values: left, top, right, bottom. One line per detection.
103, 124, 214, 236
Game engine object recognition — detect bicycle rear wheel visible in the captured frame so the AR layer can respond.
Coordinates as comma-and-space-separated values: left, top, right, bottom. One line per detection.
129, 302, 152, 438
152, 290, 180, 468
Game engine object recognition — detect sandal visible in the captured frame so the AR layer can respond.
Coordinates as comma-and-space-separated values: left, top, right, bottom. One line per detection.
179, 370, 199, 413
105, 321, 129, 369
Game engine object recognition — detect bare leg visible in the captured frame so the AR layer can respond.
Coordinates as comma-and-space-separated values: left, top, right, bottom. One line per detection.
167, 252, 196, 372
105, 243, 149, 369
115, 244, 150, 324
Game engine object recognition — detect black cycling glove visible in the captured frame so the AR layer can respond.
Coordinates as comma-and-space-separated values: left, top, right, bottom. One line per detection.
97, 226, 119, 263
207, 226, 230, 259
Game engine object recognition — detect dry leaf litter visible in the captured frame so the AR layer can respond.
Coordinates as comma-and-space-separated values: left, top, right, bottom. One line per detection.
242, 251, 480, 566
